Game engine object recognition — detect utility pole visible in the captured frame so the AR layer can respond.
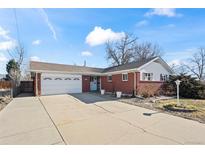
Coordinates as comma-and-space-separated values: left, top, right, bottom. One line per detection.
84, 60, 86, 67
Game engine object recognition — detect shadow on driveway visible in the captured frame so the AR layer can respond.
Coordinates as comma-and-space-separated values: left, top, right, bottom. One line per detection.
17, 93, 34, 97
143, 111, 162, 116
69, 93, 117, 104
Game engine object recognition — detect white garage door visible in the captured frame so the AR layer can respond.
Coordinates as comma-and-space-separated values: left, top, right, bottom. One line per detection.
41, 73, 82, 95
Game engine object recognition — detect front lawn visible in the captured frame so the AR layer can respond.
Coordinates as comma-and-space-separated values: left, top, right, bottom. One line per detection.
119, 96, 205, 124
155, 99, 205, 123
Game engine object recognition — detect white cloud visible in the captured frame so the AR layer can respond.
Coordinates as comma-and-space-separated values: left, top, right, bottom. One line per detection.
0, 56, 7, 74
32, 40, 41, 45
0, 40, 16, 50
168, 59, 182, 66
0, 26, 13, 74
136, 20, 149, 27
86, 26, 125, 46
145, 9, 182, 17
0, 26, 11, 40
30, 56, 41, 61
166, 48, 197, 67
0, 26, 17, 51
0, 53, 8, 62
38, 9, 57, 40
81, 51, 93, 57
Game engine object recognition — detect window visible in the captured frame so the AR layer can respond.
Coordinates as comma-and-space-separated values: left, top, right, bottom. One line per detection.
90, 76, 97, 82
107, 75, 112, 82
44, 77, 52, 80
55, 78, 62, 80
65, 78, 71, 80
122, 73, 128, 81
160, 74, 168, 81
143, 73, 153, 81
74, 78, 80, 80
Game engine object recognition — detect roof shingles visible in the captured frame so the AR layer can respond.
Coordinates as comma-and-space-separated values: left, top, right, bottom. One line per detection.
30, 61, 104, 74
102, 57, 156, 73
30, 57, 157, 74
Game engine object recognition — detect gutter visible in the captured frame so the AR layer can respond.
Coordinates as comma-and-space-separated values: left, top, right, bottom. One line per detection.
29, 68, 139, 76
29, 69, 103, 76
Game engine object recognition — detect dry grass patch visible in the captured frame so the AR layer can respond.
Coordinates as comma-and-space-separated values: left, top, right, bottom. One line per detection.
0, 96, 12, 111
155, 99, 205, 123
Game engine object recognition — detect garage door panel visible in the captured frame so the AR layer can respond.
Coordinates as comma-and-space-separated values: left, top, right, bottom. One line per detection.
41, 73, 82, 95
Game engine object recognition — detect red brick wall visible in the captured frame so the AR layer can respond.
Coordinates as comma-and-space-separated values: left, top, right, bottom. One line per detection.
101, 73, 134, 94
135, 72, 163, 96
113, 73, 134, 94
34, 73, 41, 96
33, 74, 37, 96
33, 75, 36, 96
82, 75, 90, 92
101, 76, 113, 92
137, 81, 163, 96
101, 72, 163, 96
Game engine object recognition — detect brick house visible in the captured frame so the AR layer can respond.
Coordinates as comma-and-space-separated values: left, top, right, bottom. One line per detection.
30, 56, 173, 96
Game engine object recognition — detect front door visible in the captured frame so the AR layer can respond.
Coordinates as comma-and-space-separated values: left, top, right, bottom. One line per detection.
90, 76, 97, 91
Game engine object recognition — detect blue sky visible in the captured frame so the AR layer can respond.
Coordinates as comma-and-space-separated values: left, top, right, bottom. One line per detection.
0, 8, 205, 74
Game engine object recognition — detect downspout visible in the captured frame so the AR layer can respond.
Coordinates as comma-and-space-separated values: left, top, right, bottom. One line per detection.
35, 73, 38, 96
100, 76, 101, 91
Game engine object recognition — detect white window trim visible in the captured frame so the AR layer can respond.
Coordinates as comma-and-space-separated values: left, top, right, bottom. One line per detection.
107, 75, 112, 82
160, 74, 169, 81
143, 73, 153, 81
122, 73, 128, 81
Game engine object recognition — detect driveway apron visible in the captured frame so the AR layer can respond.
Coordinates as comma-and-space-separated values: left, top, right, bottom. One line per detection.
0, 96, 64, 145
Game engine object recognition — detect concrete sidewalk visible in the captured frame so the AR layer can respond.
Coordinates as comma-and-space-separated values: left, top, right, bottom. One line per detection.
0, 96, 64, 145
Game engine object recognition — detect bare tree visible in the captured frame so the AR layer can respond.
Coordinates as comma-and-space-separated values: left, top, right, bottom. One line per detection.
184, 47, 205, 80
106, 33, 162, 66
6, 43, 25, 86
133, 42, 162, 62
106, 33, 137, 66
7, 43, 24, 70
171, 64, 188, 75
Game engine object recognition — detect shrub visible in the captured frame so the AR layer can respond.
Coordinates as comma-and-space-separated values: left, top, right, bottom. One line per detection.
139, 84, 160, 98
141, 91, 149, 98
162, 74, 205, 99
162, 103, 197, 112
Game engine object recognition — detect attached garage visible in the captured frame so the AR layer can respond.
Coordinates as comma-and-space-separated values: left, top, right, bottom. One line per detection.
41, 73, 82, 95
30, 61, 103, 96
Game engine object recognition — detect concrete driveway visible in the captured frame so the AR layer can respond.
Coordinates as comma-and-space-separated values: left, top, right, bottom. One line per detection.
0, 95, 63, 145
0, 93, 205, 144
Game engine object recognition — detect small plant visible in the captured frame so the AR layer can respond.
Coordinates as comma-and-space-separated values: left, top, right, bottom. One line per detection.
154, 90, 160, 97
163, 103, 197, 112
141, 91, 149, 98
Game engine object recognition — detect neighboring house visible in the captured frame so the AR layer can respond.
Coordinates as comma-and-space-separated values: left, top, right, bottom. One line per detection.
30, 56, 173, 96
0, 74, 6, 81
